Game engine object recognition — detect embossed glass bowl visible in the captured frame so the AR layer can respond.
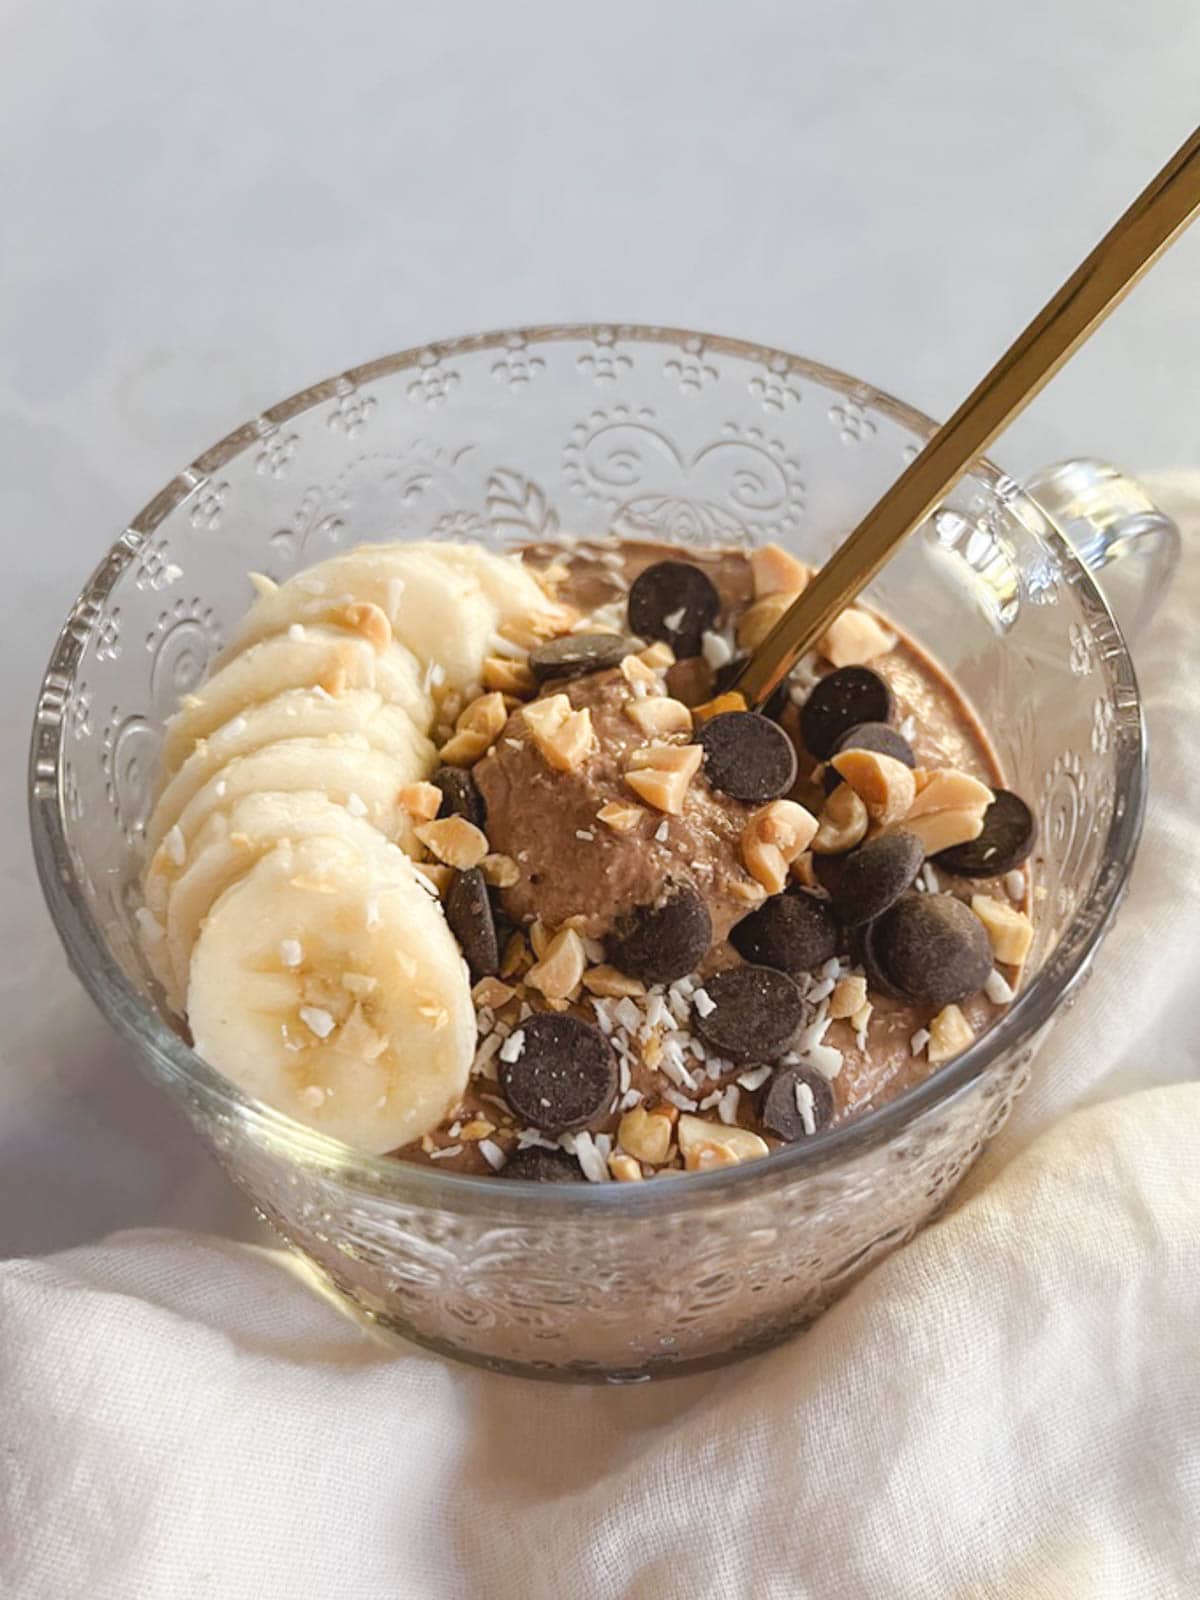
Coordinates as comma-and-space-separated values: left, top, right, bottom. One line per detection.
31, 326, 1161, 1381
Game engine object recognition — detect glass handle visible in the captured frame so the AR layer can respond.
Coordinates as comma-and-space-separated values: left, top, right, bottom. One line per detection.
1024, 457, 1180, 638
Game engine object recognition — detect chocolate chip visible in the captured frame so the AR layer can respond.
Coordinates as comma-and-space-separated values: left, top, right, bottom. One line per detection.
730, 888, 839, 974
692, 965, 807, 1062
432, 766, 487, 830
444, 868, 500, 980
501, 1145, 587, 1183
714, 658, 789, 722
831, 830, 925, 927
935, 789, 1037, 877
628, 561, 720, 658
824, 721, 915, 793
698, 711, 798, 802
761, 1065, 835, 1141
529, 631, 637, 682
872, 893, 992, 1007
800, 667, 893, 760
859, 917, 910, 1002
606, 883, 712, 985
499, 1013, 618, 1136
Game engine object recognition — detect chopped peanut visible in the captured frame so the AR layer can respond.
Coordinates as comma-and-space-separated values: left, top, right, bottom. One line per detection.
480, 852, 520, 888
898, 808, 985, 855
829, 973, 869, 1020
905, 767, 994, 818
438, 729, 490, 766
751, 543, 812, 598
528, 919, 550, 959
413, 862, 454, 897
625, 766, 692, 815
460, 1119, 497, 1141
692, 690, 748, 722
624, 697, 693, 737
618, 1106, 674, 1165
499, 931, 532, 979
851, 1000, 873, 1034
737, 591, 797, 651
596, 799, 645, 833
336, 600, 392, 654
626, 743, 704, 776
927, 1003, 975, 1065
811, 783, 870, 854
415, 816, 489, 870
741, 799, 818, 894
819, 607, 897, 668
790, 851, 817, 888
639, 640, 676, 669
970, 895, 1034, 965
677, 1115, 770, 1171
583, 965, 647, 998
728, 877, 769, 908
620, 654, 661, 693
457, 691, 508, 743
482, 655, 536, 696
472, 976, 516, 1010
831, 748, 917, 827
397, 781, 442, 822
526, 927, 587, 1000
608, 1153, 644, 1183
522, 694, 595, 773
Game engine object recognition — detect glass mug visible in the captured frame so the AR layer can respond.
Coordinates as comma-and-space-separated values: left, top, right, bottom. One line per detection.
30, 326, 1175, 1382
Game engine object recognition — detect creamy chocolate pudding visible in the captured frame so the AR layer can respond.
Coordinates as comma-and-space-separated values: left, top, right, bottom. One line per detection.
138, 536, 1036, 1181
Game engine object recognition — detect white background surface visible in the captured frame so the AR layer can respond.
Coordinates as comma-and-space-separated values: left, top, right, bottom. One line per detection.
3, 0, 1198, 1258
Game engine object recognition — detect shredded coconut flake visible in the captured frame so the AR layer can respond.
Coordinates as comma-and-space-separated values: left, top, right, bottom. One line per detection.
717, 1085, 741, 1125
563, 1130, 608, 1183
346, 792, 369, 818
499, 1028, 526, 1064
288, 623, 306, 641
280, 938, 303, 969
794, 1078, 817, 1136
910, 1027, 931, 1057
986, 969, 1016, 1005
430, 1143, 464, 1161
701, 629, 734, 670
654, 819, 670, 843
692, 987, 716, 1019
663, 1087, 698, 1112
662, 606, 686, 631
575, 829, 595, 842
804, 1043, 844, 1080
737, 1065, 773, 1092
299, 1006, 336, 1040
478, 1139, 507, 1172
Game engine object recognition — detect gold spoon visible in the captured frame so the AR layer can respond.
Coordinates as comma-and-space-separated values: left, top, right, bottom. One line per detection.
731, 124, 1200, 711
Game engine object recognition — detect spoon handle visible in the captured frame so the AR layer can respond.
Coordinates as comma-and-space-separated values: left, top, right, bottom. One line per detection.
733, 123, 1200, 710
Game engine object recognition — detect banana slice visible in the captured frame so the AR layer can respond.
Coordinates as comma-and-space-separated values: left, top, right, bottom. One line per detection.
188, 832, 474, 1153
233, 546, 497, 690
159, 791, 397, 1013
234, 542, 564, 691
144, 687, 434, 860
405, 540, 569, 625
158, 625, 431, 782
144, 733, 421, 918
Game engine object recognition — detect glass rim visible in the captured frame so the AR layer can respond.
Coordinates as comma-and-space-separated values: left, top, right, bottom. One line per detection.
28, 322, 1147, 1214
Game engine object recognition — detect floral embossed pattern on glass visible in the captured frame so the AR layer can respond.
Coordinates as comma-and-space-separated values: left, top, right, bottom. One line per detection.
30, 327, 1146, 1381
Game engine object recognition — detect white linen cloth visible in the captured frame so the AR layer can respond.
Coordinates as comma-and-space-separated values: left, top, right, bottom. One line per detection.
3, 475, 1200, 1599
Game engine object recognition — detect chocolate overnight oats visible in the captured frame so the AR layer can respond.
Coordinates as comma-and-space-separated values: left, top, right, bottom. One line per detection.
138, 536, 1036, 1183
